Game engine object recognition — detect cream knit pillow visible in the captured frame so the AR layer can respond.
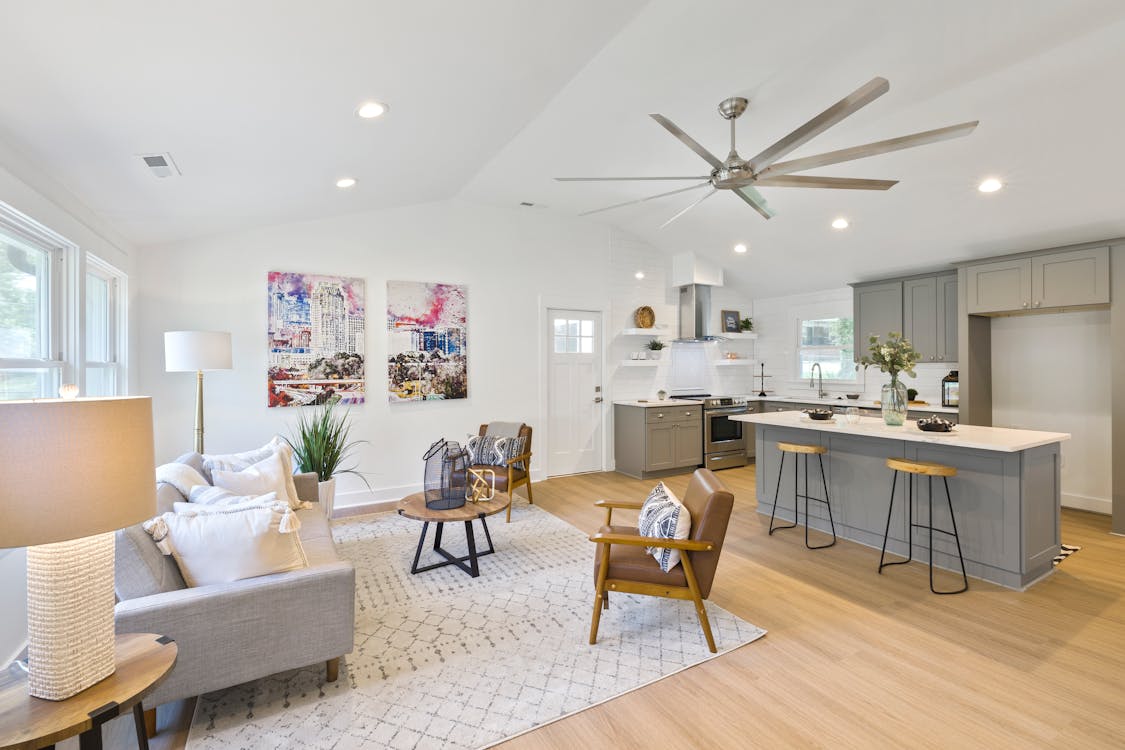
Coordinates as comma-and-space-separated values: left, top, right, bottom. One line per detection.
211, 451, 299, 509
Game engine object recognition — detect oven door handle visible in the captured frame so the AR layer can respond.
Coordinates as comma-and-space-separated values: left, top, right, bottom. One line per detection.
706, 408, 750, 416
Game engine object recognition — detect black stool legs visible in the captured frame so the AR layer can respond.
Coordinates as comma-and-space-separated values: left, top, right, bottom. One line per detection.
769, 450, 837, 549
879, 470, 968, 595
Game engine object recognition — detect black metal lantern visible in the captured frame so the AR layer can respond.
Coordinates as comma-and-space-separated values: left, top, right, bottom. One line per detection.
422, 439, 468, 510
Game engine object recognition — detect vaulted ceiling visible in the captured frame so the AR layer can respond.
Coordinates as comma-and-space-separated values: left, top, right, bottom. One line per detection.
2, 0, 1125, 297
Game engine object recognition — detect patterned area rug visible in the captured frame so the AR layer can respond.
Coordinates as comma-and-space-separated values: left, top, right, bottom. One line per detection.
186, 502, 765, 749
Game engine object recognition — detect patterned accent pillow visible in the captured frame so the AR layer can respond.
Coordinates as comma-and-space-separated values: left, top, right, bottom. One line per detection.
467, 435, 501, 465
637, 482, 692, 572
493, 436, 528, 469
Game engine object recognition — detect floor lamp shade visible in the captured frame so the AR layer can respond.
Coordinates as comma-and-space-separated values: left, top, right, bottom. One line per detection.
0, 397, 156, 700
164, 330, 232, 454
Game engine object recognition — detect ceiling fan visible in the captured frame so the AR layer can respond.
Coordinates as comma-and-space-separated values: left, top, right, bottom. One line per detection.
555, 77, 978, 226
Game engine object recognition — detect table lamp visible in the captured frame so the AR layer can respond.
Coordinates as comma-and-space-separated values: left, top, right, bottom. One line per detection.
164, 330, 232, 454
0, 396, 155, 700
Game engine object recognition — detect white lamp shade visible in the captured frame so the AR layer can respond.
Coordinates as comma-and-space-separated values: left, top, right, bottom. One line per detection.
164, 330, 233, 372
0, 396, 157, 548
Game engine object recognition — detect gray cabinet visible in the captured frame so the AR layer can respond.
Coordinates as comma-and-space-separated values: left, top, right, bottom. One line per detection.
852, 281, 903, 360
903, 273, 958, 362
614, 404, 703, 479
965, 246, 1109, 314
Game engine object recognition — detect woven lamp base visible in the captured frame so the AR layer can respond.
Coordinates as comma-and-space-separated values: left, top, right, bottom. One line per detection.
26, 532, 117, 700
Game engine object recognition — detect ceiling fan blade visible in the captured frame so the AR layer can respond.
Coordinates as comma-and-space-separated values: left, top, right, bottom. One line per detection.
749, 77, 890, 173
754, 175, 898, 190
649, 114, 723, 169
555, 176, 711, 181
734, 185, 777, 220
660, 189, 718, 229
578, 182, 710, 217
760, 121, 979, 177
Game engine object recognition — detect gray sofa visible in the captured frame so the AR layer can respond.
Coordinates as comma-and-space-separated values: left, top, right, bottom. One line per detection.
113, 453, 355, 725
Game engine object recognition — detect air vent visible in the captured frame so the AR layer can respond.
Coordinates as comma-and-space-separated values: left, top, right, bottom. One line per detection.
519, 201, 535, 207
138, 152, 181, 179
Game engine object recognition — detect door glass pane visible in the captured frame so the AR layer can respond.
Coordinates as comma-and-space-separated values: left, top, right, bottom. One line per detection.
565, 337, 578, 353
85, 366, 115, 397
0, 367, 59, 400
0, 237, 49, 359
579, 337, 592, 354
554, 319, 567, 335
86, 273, 110, 362
554, 335, 567, 353
567, 320, 579, 336
580, 320, 593, 336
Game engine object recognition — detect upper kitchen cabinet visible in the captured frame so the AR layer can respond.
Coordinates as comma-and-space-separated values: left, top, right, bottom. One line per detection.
852, 280, 902, 359
965, 246, 1109, 314
903, 273, 958, 362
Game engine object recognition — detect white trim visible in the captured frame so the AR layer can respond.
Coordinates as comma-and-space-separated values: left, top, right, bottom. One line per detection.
3, 639, 27, 670
539, 294, 612, 477
1062, 493, 1111, 515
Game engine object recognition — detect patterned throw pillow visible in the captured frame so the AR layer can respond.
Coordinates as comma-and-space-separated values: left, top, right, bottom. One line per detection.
467, 435, 501, 465
493, 436, 528, 469
637, 482, 692, 572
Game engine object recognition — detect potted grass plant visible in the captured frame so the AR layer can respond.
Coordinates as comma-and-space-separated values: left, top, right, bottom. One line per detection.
285, 402, 368, 517
646, 338, 666, 360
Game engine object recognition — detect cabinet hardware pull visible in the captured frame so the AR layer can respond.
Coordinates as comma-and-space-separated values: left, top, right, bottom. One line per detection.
1034, 300, 1041, 307
1022, 301, 1028, 308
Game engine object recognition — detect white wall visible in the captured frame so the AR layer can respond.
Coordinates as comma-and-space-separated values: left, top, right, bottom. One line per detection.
992, 310, 1111, 513
136, 201, 693, 505
753, 286, 958, 403
0, 143, 137, 666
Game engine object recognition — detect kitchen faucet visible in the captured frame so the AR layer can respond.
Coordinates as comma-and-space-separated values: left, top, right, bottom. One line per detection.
810, 362, 827, 398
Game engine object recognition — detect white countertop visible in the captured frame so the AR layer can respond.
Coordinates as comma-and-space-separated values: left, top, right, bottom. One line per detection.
740, 394, 958, 414
614, 399, 703, 408
732, 410, 1070, 452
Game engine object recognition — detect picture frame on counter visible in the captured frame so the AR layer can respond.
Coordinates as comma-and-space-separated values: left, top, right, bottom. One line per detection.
721, 309, 741, 333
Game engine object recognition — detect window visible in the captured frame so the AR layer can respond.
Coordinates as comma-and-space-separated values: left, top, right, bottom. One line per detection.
0, 201, 126, 401
553, 318, 594, 354
797, 316, 855, 381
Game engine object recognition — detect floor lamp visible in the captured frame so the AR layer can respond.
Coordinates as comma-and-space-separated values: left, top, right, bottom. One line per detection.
0, 396, 156, 699
164, 330, 232, 454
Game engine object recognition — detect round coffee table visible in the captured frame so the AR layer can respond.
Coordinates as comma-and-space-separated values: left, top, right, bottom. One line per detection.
397, 491, 511, 578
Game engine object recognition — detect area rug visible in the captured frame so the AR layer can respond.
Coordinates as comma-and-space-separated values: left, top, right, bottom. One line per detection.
1053, 543, 1081, 566
186, 502, 765, 749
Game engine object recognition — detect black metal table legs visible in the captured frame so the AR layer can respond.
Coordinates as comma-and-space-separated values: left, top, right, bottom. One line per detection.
409, 515, 496, 578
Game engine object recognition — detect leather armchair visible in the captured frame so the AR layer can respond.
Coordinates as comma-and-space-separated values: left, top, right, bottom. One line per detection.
588, 468, 734, 652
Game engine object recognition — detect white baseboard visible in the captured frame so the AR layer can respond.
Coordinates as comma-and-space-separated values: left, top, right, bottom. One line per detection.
4, 640, 26, 669
333, 469, 550, 513
1062, 492, 1111, 515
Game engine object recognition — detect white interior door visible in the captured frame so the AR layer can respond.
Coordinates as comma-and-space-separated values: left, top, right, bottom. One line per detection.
547, 309, 603, 476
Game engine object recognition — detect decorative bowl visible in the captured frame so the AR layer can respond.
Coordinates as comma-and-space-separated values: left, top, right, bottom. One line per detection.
805, 409, 834, 421
633, 305, 655, 328
917, 416, 955, 433
845, 393, 861, 400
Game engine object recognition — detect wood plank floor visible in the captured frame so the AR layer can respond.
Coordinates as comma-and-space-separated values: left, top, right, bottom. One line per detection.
97, 465, 1125, 748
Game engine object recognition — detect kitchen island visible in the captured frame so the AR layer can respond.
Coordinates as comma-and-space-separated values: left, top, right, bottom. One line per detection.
732, 411, 1071, 589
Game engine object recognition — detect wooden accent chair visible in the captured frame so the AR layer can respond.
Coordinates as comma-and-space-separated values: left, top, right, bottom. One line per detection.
588, 468, 734, 653
472, 423, 533, 523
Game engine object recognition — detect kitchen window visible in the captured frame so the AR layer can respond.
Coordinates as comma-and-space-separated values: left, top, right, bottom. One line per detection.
796, 315, 855, 381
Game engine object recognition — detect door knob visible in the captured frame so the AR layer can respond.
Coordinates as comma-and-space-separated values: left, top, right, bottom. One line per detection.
594, 397, 603, 403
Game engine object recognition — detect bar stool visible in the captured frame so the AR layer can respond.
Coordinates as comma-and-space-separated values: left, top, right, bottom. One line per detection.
879, 457, 968, 595
769, 441, 837, 549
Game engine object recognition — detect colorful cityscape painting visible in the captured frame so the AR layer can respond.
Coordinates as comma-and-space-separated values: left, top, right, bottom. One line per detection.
386, 280, 467, 402
267, 271, 365, 407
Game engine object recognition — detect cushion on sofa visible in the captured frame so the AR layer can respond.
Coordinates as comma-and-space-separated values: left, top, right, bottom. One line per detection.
212, 451, 299, 509
203, 436, 300, 505
143, 499, 307, 587
189, 485, 278, 506
115, 523, 188, 600
155, 461, 209, 498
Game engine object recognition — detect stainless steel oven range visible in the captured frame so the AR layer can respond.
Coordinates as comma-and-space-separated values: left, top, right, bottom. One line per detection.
673, 395, 751, 470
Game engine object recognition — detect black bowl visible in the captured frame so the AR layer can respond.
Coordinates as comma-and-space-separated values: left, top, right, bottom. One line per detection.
917, 418, 954, 433
845, 393, 861, 400
805, 409, 834, 421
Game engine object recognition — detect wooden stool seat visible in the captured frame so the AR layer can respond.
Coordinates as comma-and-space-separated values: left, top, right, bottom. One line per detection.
885, 457, 957, 477
777, 441, 827, 455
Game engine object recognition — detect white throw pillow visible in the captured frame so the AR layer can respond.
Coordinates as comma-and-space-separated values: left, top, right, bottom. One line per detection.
211, 451, 299, 509
637, 482, 692, 572
143, 500, 306, 587
187, 485, 278, 507
155, 462, 209, 498
203, 436, 301, 505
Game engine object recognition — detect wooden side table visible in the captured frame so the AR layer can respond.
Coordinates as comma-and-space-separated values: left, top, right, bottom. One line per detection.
397, 491, 511, 578
0, 633, 177, 750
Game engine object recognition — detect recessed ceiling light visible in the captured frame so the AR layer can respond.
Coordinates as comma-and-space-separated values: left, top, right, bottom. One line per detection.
832, 217, 849, 229
978, 178, 1003, 193
634, 271, 645, 280
733, 243, 748, 254
336, 177, 357, 189
355, 101, 388, 119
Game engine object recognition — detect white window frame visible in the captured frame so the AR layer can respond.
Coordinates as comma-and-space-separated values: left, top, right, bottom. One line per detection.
788, 300, 859, 388
84, 253, 127, 396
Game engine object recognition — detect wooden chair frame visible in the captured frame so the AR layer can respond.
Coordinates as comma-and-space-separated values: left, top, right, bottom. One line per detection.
588, 500, 720, 653
475, 424, 534, 523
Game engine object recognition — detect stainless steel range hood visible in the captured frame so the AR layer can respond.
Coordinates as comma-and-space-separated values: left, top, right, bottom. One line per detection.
674, 284, 724, 342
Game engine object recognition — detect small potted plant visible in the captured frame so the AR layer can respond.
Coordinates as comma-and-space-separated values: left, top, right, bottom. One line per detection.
646, 339, 666, 360
858, 332, 920, 426
285, 402, 368, 518
740, 317, 753, 332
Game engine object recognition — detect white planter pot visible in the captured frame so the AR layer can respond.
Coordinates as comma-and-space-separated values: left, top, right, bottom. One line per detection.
318, 477, 337, 519
648, 350, 662, 360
